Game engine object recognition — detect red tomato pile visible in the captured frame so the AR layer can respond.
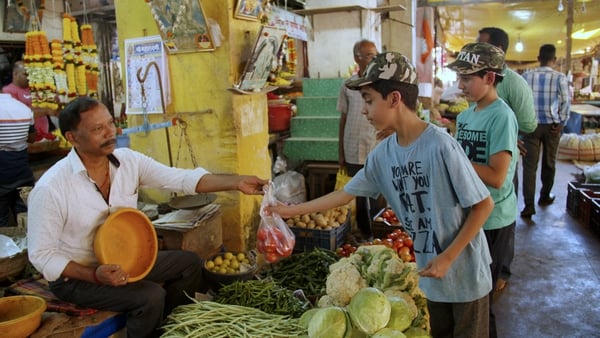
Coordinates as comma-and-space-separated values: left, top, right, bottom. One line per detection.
336, 229, 415, 263
256, 226, 295, 263
374, 208, 400, 225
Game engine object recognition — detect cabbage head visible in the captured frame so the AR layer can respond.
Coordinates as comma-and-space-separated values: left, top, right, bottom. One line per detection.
308, 307, 349, 338
372, 328, 407, 338
347, 287, 391, 335
403, 327, 431, 338
299, 308, 319, 329
386, 296, 413, 331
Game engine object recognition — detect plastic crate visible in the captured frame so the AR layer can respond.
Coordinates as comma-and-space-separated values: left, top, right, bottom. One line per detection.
579, 190, 600, 227
371, 208, 403, 239
591, 199, 600, 236
566, 181, 600, 218
290, 219, 349, 252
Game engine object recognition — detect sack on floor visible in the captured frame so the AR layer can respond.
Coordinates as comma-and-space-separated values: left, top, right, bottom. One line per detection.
557, 133, 580, 161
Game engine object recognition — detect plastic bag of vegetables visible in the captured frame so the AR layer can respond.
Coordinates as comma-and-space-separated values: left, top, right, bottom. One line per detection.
257, 182, 296, 263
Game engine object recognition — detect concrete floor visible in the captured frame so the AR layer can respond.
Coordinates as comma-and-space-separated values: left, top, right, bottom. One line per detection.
494, 160, 600, 337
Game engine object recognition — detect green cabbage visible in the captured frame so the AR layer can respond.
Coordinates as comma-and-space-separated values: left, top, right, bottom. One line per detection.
299, 308, 319, 329
308, 307, 348, 338
347, 287, 391, 335
386, 296, 413, 331
372, 328, 407, 338
403, 327, 431, 338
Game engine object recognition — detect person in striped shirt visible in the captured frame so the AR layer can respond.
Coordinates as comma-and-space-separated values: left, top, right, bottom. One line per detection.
521, 44, 571, 217
0, 93, 35, 226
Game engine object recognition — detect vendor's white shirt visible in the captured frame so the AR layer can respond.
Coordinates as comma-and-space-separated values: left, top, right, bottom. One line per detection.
27, 148, 209, 281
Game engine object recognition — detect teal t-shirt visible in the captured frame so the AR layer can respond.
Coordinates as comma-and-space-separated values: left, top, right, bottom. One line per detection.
455, 98, 519, 230
345, 124, 492, 303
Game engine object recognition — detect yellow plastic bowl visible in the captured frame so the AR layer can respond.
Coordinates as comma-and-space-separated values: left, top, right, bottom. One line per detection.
94, 208, 158, 282
0, 295, 46, 338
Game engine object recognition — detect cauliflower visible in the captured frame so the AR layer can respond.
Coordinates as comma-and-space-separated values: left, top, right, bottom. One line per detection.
323, 259, 368, 306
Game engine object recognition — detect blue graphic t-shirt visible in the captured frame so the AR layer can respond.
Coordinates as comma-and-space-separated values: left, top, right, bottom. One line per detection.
345, 124, 492, 302
455, 98, 519, 230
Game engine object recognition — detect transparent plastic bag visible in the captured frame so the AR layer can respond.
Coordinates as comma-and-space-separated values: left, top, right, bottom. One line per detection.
257, 181, 296, 263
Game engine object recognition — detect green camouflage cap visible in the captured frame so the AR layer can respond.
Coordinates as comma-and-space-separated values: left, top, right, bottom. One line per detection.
346, 52, 418, 90
447, 42, 505, 75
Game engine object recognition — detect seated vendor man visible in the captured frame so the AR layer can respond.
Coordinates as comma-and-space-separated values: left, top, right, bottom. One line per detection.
27, 97, 267, 338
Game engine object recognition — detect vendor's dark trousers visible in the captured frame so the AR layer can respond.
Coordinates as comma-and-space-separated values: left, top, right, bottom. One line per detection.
427, 295, 489, 338
522, 124, 561, 212
50, 250, 202, 338
345, 162, 385, 236
0, 177, 34, 226
485, 222, 516, 338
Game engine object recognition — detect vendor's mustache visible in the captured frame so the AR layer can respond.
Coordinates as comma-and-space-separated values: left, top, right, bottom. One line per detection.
101, 139, 117, 147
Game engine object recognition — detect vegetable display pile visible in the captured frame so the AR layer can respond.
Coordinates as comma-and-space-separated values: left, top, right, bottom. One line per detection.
204, 251, 253, 275
285, 206, 350, 229
260, 248, 339, 299
337, 229, 415, 263
213, 279, 310, 318
161, 300, 306, 338
310, 245, 430, 337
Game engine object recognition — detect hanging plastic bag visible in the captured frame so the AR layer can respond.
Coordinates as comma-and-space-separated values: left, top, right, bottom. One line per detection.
257, 182, 296, 263
272, 156, 306, 204
334, 168, 352, 190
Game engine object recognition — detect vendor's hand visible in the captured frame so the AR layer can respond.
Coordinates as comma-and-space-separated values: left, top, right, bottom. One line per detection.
96, 264, 129, 286
517, 140, 527, 156
418, 255, 451, 279
237, 176, 268, 195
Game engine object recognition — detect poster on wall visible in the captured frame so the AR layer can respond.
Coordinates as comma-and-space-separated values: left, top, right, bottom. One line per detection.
236, 26, 286, 92
3, 0, 42, 33
124, 35, 170, 115
146, 0, 214, 53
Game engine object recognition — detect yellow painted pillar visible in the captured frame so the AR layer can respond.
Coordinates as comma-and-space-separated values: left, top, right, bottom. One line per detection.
115, 1, 271, 251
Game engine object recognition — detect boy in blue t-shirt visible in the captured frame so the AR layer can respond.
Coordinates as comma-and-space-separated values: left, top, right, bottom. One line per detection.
268, 52, 494, 337
448, 42, 519, 338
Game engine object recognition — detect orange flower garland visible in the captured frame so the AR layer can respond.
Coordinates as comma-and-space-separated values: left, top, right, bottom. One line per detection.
81, 24, 99, 97
62, 13, 77, 99
24, 30, 58, 110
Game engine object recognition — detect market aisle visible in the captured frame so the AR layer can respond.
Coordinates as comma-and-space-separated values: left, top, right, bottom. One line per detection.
494, 160, 600, 337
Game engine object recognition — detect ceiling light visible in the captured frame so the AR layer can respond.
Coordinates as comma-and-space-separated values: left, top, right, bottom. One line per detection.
515, 34, 524, 52
572, 28, 600, 39
557, 0, 564, 12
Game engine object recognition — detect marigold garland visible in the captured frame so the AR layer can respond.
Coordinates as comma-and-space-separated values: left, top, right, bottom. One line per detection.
24, 30, 58, 110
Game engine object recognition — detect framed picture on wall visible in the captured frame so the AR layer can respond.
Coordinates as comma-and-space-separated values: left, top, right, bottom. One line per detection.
234, 0, 262, 21
236, 26, 286, 91
3, 0, 42, 33
146, 0, 214, 53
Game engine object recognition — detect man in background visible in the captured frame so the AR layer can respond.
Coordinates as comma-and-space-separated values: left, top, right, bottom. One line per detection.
521, 44, 570, 218
477, 27, 537, 293
0, 93, 35, 226
2, 60, 58, 137
337, 39, 379, 236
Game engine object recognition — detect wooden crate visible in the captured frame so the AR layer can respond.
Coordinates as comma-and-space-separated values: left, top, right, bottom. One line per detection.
580, 190, 600, 228
590, 199, 600, 236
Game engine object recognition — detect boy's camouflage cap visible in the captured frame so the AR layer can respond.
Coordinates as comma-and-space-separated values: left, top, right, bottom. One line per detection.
346, 52, 418, 90
447, 42, 505, 75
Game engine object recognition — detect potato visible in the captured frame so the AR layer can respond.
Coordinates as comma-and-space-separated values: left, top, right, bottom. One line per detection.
295, 221, 307, 228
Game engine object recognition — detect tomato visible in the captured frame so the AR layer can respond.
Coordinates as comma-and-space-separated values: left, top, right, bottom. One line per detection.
398, 246, 411, 256
387, 231, 399, 240
403, 237, 413, 248
257, 228, 268, 241
383, 238, 394, 248
342, 243, 353, 250
393, 238, 404, 250
265, 252, 279, 263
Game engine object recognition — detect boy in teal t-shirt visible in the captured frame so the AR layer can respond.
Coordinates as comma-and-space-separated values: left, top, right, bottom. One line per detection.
448, 42, 519, 338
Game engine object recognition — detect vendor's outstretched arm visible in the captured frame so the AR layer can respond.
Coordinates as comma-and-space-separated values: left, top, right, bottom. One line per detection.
267, 189, 355, 219
195, 174, 268, 195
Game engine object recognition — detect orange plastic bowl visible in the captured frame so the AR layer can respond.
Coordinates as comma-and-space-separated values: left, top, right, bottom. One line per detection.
0, 295, 46, 338
93, 208, 158, 282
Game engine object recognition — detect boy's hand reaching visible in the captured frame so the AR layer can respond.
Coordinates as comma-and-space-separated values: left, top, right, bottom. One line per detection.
418, 254, 452, 279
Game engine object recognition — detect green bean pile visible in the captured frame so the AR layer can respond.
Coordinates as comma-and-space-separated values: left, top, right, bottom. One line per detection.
260, 248, 339, 298
214, 279, 309, 318
160, 300, 306, 338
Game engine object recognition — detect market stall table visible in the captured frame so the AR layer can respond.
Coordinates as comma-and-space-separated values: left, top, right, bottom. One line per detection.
564, 104, 600, 134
